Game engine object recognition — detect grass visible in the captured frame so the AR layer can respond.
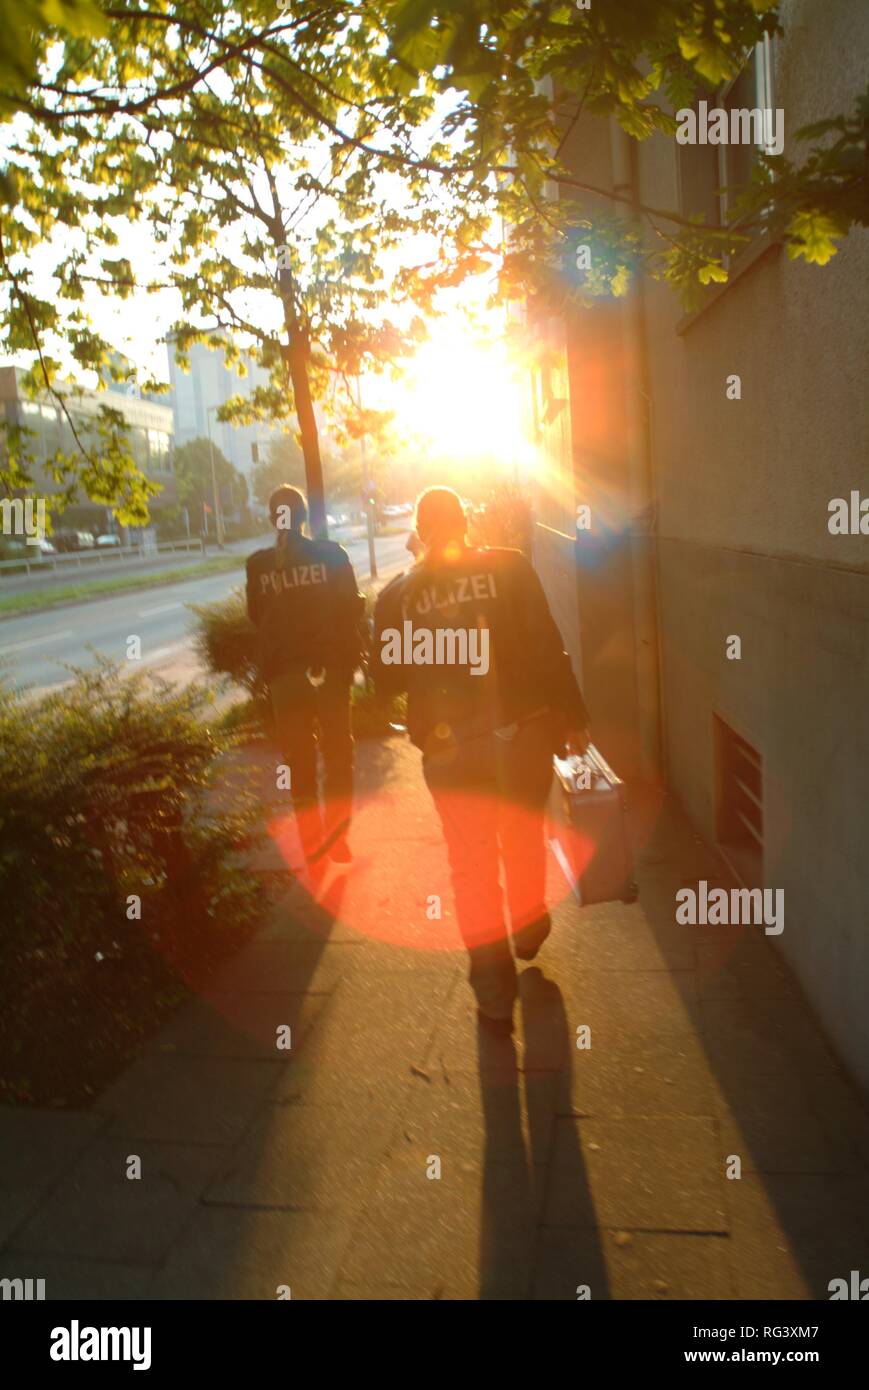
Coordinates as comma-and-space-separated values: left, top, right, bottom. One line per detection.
0, 554, 245, 617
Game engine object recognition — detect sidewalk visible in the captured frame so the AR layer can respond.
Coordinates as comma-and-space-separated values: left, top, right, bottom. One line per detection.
2, 735, 869, 1300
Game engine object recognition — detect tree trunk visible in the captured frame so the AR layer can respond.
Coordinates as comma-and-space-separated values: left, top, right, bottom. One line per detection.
278, 272, 327, 539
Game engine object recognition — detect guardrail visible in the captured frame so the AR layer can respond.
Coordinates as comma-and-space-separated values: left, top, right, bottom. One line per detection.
0, 537, 204, 579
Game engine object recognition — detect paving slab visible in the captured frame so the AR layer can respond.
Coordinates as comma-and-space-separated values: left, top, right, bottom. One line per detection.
549, 968, 702, 1045
257, 880, 368, 943
96, 1054, 283, 1144
7, 1138, 225, 1264
699, 996, 841, 1079
552, 902, 696, 974
331, 1282, 440, 1300
800, 1067, 869, 1174
203, 1098, 399, 1213
0, 1109, 107, 1248
398, 1071, 547, 1179
696, 937, 800, 1002
544, 1116, 728, 1232
149, 1206, 350, 1300
207, 940, 347, 995
724, 1173, 869, 1299
533, 1228, 735, 1300
338, 1145, 540, 1299
0, 1255, 155, 1301
274, 968, 459, 1105
715, 1092, 861, 1176
144, 989, 328, 1061
546, 1033, 718, 1120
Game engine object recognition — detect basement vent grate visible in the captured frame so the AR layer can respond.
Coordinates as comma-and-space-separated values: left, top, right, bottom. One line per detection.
714, 716, 763, 886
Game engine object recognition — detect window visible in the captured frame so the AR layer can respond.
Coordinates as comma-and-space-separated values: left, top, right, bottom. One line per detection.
147, 428, 170, 474
714, 716, 763, 887
129, 426, 148, 472
678, 36, 776, 257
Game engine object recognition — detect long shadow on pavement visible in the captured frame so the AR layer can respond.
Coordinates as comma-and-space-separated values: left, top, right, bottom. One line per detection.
478, 967, 608, 1300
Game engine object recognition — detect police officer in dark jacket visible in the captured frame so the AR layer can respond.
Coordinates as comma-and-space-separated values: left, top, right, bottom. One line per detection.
373, 486, 590, 1031
246, 485, 364, 864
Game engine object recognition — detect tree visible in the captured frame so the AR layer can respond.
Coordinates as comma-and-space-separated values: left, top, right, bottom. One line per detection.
173, 437, 244, 534
252, 435, 306, 508
1, 0, 864, 523
383, 0, 869, 306
144, 6, 451, 536
1, 2, 450, 533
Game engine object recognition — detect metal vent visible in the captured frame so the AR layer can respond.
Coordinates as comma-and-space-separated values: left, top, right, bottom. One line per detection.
714, 716, 763, 885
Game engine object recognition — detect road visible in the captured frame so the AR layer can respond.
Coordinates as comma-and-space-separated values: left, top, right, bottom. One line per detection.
0, 528, 410, 693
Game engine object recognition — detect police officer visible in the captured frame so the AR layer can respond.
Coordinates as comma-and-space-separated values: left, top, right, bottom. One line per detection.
373, 486, 590, 1032
246, 485, 364, 865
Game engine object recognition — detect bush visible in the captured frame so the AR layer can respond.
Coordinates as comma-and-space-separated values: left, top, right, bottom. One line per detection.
351, 677, 407, 739
192, 584, 406, 740
0, 660, 266, 1104
0, 660, 260, 956
190, 587, 264, 699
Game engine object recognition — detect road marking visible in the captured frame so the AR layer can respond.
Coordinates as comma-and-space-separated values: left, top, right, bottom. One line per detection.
0, 631, 67, 654
141, 642, 186, 664
138, 601, 183, 617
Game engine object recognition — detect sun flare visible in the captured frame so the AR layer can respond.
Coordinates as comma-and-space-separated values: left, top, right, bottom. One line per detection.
388, 320, 535, 472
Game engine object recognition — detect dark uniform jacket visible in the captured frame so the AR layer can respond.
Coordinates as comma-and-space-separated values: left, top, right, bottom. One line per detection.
246, 530, 364, 682
373, 545, 589, 752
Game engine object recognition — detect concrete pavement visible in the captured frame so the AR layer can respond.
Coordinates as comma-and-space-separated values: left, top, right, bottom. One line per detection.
2, 734, 868, 1300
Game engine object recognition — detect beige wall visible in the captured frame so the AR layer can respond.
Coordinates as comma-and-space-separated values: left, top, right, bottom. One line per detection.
636, 0, 869, 1090
533, 0, 869, 1091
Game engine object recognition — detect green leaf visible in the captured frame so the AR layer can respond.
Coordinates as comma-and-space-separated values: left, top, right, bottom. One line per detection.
785, 210, 843, 266
698, 262, 729, 285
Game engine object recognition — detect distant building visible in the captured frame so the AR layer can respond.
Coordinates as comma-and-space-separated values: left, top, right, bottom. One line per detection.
166, 332, 280, 479
530, 0, 869, 1091
0, 365, 175, 535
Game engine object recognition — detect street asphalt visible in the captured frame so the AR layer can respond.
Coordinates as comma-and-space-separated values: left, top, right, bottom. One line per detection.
0, 528, 410, 693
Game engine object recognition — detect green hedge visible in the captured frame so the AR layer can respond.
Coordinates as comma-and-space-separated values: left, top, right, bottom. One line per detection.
190, 587, 263, 699
0, 661, 268, 1104
0, 660, 260, 958
192, 584, 407, 739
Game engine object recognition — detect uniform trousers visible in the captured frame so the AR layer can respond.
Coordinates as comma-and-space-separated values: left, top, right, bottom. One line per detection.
422, 711, 554, 1019
269, 668, 353, 853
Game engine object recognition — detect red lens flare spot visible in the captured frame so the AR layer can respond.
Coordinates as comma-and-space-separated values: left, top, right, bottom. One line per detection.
262, 785, 605, 952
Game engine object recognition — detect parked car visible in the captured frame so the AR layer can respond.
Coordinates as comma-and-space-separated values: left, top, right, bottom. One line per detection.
53, 530, 96, 551
96, 533, 121, 548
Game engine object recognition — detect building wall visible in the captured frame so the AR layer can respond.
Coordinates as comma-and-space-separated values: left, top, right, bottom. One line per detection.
635, 0, 869, 1090
167, 336, 277, 480
532, 113, 655, 778
0, 367, 176, 521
